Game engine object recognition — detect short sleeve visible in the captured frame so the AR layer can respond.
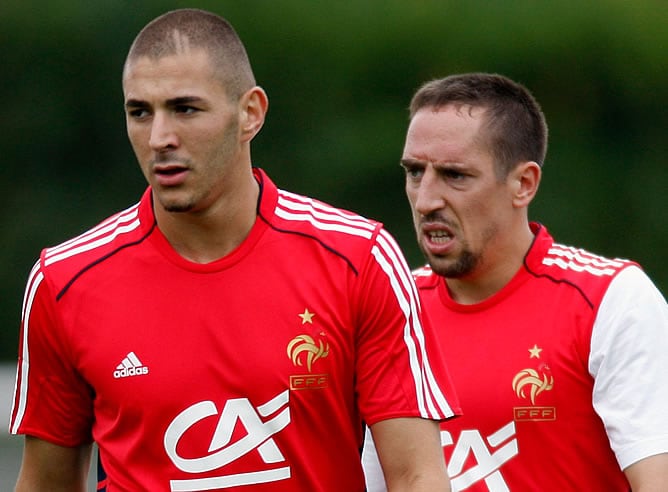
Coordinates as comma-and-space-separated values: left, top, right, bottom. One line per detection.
354, 228, 460, 425
589, 265, 668, 469
9, 259, 94, 446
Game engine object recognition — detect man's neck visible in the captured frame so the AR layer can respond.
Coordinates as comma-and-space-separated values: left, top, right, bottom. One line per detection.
155, 176, 260, 264
445, 223, 535, 305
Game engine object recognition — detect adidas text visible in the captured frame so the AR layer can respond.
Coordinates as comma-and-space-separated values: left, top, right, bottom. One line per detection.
114, 366, 149, 379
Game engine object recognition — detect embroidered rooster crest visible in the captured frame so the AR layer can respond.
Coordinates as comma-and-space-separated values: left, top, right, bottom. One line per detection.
287, 334, 329, 372
512, 368, 554, 405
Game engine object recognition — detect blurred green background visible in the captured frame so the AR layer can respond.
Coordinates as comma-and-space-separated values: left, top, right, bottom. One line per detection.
1, 0, 666, 360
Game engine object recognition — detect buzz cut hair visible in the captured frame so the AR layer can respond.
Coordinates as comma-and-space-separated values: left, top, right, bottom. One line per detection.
409, 73, 548, 179
124, 8, 256, 101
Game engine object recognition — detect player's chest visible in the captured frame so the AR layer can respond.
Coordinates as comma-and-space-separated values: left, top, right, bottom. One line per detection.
434, 303, 605, 490
61, 268, 354, 404
431, 300, 596, 420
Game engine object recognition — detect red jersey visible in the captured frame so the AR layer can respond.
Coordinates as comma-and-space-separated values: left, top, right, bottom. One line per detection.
10, 169, 459, 491
364, 223, 668, 491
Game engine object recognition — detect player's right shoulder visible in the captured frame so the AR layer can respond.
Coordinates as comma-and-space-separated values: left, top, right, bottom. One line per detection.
38, 202, 145, 280
412, 265, 439, 289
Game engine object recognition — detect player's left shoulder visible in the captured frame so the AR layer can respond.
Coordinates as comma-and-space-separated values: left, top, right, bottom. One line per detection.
541, 242, 639, 291
274, 188, 383, 251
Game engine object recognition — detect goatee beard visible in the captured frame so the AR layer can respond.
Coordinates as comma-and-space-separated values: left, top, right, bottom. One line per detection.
163, 199, 196, 213
426, 249, 479, 278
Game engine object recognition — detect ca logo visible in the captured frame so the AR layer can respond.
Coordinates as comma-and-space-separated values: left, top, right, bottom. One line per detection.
441, 422, 518, 491
164, 390, 291, 490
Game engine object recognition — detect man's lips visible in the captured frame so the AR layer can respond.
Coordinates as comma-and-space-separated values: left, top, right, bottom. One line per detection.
153, 164, 189, 186
154, 163, 187, 174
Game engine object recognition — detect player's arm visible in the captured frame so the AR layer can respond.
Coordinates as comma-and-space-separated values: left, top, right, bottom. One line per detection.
590, 267, 668, 489
370, 417, 450, 492
625, 453, 668, 492
15, 435, 92, 491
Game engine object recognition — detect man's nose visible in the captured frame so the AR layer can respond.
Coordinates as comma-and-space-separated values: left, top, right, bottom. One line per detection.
414, 169, 445, 216
149, 112, 179, 150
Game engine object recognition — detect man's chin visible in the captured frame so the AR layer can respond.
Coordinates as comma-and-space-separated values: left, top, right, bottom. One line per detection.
426, 254, 477, 279
153, 189, 197, 214
429, 262, 457, 278
164, 204, 195, 213
160, 198, 196, 213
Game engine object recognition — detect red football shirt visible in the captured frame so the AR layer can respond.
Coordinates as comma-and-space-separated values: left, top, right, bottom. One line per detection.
10, 169, 460, 491
364, 224, 668, 491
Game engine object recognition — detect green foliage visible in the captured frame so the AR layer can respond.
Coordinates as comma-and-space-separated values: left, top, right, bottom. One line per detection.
1, 0, 666, 359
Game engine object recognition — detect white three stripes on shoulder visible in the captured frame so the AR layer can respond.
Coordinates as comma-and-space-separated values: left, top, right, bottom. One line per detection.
275, 190, 375, 239
412, 265, 433, 277
543, 244, 625, 276
373, 229, 455, 419
10, 261, 44, 434
44, 204, 141, 266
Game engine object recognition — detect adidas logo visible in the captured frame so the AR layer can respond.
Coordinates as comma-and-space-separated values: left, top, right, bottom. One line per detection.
113, 351, 149, 379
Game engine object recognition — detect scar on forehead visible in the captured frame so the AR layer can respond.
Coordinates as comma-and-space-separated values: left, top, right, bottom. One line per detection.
170, 30, 193, 54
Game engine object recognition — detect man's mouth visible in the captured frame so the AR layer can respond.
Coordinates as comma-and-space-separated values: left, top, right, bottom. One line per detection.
426, 230, 453, 244
152, 163, 190, 187
156, 166, 186, 175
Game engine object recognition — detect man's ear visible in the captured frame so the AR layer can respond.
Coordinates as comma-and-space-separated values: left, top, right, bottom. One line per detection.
239, 86, 268, 142
511, 161, 541, 208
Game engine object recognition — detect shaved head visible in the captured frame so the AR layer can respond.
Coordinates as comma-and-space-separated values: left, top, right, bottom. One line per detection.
124, 8, 255, 100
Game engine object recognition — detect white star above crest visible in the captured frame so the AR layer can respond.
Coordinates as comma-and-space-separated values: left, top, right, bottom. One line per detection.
529, 344, 543, 358
299, 309, 315, 324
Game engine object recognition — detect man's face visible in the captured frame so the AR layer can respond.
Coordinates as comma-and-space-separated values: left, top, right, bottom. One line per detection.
123, 48, 241, 215
401, 105, 515, 279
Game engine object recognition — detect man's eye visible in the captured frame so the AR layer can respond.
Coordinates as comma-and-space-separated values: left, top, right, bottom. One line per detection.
128, 108, 149, 119
443, 169, 466, 180
404, 167, 423, 179
175, 105, 198, 114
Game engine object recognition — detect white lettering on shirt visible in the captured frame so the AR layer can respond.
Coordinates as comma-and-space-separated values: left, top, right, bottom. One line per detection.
164, 390, 291, 490
441, 421, 518, 491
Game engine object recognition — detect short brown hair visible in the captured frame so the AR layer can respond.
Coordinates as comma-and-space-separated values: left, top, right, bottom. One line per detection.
124, 8, 255, 100
409, 73, 548, 178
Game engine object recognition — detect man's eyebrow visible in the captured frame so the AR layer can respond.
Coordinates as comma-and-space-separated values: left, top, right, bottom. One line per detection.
125, 99, 148, 109
166, 96, 204, 106
124, 96, 205, 109
400, 158, 424, 167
